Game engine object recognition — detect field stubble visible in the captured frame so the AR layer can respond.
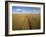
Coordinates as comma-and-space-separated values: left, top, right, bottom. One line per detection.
12, 14, 40, 30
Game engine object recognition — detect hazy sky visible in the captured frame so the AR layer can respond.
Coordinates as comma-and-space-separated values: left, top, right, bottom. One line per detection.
12, 6, 40, 14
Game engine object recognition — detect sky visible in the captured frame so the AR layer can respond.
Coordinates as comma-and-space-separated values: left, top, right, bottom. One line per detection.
12, 6, 40, 14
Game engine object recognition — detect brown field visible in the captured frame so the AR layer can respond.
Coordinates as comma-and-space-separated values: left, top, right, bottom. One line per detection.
12, 14, 40, 30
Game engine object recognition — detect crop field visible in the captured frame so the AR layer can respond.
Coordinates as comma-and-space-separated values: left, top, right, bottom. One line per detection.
12, 14, 40, 30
